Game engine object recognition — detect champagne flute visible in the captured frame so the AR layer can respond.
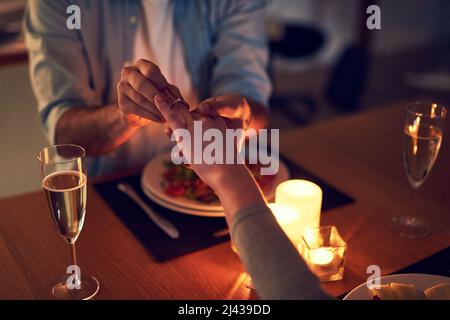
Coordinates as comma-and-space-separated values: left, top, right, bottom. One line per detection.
392, 103, 446, 238
38, 144, 99, 299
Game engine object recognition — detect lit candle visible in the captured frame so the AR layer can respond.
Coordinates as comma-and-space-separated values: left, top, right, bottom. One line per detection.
268, 203, 304, 246
300, 226, 347, 282
307, 248, 339, 277
309, 248, 335, 268
275, 180, 322, 229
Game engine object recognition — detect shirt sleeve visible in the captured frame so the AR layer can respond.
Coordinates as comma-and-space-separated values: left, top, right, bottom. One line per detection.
24, 0, 97, 144
210, 0, 272, 107
230, 203, 331, 300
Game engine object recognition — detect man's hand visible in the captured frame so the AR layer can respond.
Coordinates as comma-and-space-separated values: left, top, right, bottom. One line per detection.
117, 59, 183, 127
56, 59, 186, 156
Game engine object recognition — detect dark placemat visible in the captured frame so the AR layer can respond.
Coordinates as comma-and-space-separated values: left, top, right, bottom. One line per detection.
280, 156, 354, 211
94, 157, 354, 262
338, 246, 450, 299
395, 246, 450, 277
95, 174, 228, 262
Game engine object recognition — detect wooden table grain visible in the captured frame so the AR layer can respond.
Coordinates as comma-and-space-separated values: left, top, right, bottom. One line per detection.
1, 103, 449, 299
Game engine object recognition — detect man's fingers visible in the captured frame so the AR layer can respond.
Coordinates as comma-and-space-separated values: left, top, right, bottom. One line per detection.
224, 117, 244, 130
119, 81, 163, 120
195, 104, 243, 129
135, 59, 168, 90
122, 66, 162, 104
166, 84, 183, 101
195, 98, 236, 118
194, 98, 219, 116
214, 116, 228, 131
119, 94, 164, 123
195, 95, 245, 119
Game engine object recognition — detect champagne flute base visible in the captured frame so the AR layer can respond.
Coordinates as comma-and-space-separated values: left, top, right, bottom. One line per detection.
391, 216, 431, 239
52, 274, 99, 300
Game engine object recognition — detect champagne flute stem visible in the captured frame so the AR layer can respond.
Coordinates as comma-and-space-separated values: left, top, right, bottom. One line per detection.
68, 241, 77, 267
410, 187, 419, 223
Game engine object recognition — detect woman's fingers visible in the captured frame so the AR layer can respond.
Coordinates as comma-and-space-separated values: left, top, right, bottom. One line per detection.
164, 126, 173, 138
154, 95, 187, 130
190, 111, 203, 121
173, 102, 192, 124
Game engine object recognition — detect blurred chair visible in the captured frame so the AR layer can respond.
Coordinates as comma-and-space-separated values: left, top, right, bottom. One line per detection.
269, 23, 325, 125
325, 45, 370, 112
325, 0, 375, 112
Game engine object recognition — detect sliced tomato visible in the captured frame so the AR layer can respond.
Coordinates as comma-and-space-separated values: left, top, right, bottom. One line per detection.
163, 167, 177, 180
165, 185, 186, 197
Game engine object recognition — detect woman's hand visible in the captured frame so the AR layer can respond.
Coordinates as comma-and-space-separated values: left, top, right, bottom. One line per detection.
154, 94, 240, 189
117, 59, 183, 127
154, 94, 266, 220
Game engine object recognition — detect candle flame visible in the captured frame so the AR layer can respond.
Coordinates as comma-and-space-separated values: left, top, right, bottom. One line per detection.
309, 248, 334, 266
431, 103, 437, 118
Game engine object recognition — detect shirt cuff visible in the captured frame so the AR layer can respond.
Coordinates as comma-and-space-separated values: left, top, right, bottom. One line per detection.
43, 105, 73, 144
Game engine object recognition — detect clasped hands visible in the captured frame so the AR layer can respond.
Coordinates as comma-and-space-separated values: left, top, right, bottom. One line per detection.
117, 59, 251, 132
117, 59, 254, 189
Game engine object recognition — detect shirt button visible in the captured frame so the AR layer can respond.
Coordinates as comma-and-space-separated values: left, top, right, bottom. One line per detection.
129, 16, 137, 25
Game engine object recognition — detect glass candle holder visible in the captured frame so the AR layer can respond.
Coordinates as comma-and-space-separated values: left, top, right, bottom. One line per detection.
299, 226, 347, 282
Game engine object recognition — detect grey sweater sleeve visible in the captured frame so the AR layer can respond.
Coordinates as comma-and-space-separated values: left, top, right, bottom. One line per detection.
230, 204, 331, 300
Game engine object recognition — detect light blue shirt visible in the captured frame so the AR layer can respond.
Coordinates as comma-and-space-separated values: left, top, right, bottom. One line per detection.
24, 0, 271, 176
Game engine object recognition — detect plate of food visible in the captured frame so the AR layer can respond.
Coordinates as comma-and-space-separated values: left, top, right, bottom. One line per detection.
141, 184, 225, 217
343, 273, 450, 300
141, 151, 289, 216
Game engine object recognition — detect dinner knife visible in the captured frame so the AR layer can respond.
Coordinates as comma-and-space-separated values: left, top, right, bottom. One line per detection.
213, 228, 229, 238
117, 183, 180, 239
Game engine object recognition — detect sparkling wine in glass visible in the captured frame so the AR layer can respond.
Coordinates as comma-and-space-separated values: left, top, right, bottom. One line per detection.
392, 103, 446, 238
38, 144, 99, 300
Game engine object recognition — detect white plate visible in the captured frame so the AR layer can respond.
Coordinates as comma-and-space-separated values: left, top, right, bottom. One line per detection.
141, 151, 290, 216
142, 184, 225, 217
343, 273, 450, 300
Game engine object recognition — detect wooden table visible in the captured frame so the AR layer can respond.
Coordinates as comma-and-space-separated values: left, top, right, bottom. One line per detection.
1, 103, 449, 299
